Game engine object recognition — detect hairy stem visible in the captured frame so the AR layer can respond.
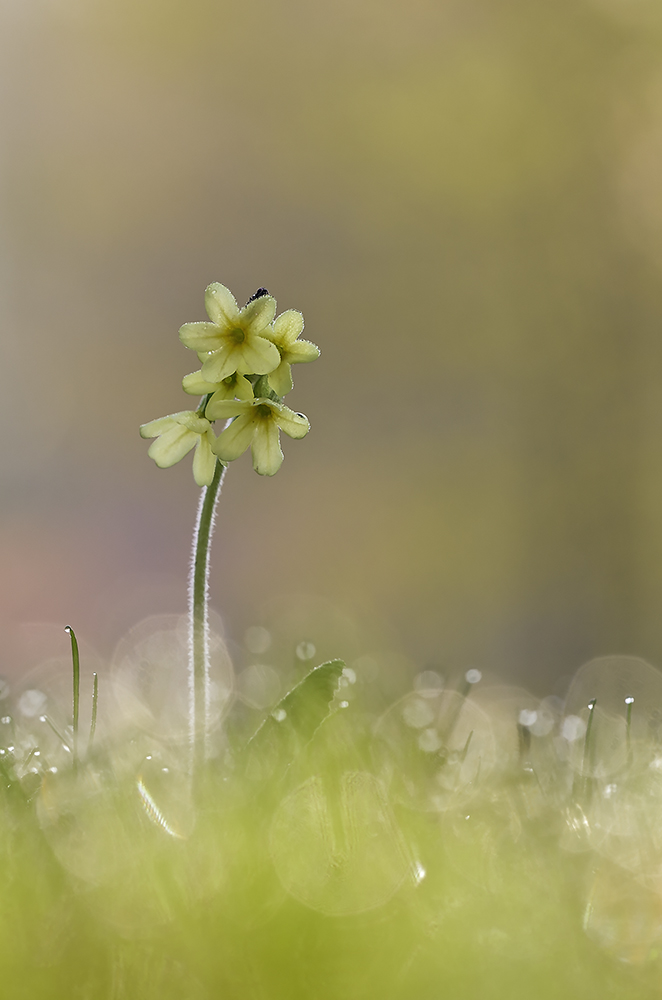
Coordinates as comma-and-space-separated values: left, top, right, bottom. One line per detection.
189, 459, 226, 773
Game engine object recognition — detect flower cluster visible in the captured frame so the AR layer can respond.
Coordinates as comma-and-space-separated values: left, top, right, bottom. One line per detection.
140, 284, 319, 483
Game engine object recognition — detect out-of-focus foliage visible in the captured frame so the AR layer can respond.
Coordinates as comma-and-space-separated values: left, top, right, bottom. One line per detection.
3, 0, 662, 688
1, 630, 662, 996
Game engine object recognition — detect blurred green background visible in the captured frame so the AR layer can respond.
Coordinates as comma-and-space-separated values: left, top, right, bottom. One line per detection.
2, 0, 662, 693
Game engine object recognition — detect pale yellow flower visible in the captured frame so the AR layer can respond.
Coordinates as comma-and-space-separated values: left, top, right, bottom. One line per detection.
208, 397, 310, 476
179, 284, 280, 383
182, 369, 254, 404
262, 310, 320, 396
140, 411, 218, 486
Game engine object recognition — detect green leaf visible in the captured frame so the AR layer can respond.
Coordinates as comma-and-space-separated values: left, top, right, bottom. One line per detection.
242, 660, 345, 779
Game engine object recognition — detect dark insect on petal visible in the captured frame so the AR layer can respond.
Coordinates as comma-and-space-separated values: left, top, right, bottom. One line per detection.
246, 288, 270, 304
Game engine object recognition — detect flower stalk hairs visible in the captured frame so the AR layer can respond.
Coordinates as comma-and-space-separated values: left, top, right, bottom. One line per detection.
140, 283, 319, 774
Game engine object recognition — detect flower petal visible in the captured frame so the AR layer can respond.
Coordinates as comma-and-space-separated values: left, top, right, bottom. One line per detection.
192, 434, 218, 486
269, 309, 304, 346
172, 411, 211, 434
201, 346, 243, 382
179, 322, 223, 353
204, 283, 239, 327
233, 373, 255, 401
182, 371, 221, 395
206, 372, 255, 404
251, 418, 283, 476
213, 413, 256, 462
148, 426, 197, 467
284, 339, 320, 365
205, 398, 252, 421
140, 415, 176, 438
140, 411, 202, 437
267, 360, 293, 396
273, 406, 310, 440
235, 336, 280, 375
240, 294, 277, 335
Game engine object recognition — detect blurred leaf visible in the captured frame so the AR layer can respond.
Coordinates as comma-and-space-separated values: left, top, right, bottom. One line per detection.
241, 659, 345, 779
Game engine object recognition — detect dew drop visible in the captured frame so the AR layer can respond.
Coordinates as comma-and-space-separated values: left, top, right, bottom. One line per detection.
418, 728, 442, 753
561, 715, 587, 742
413, 860, 426, 883
18, 690, 47, 718
414, 670, 444, 696
296, 641, 316, 661
245, 625, 271, 655
402, 698, 435, 729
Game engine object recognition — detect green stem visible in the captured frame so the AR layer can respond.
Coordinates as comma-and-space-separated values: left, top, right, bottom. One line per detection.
189, 458, 226, 774
89, 672, 99, 754
65, 625, 80, 769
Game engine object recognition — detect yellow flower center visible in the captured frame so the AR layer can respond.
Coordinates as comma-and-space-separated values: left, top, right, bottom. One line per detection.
230, 328, 245, 344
